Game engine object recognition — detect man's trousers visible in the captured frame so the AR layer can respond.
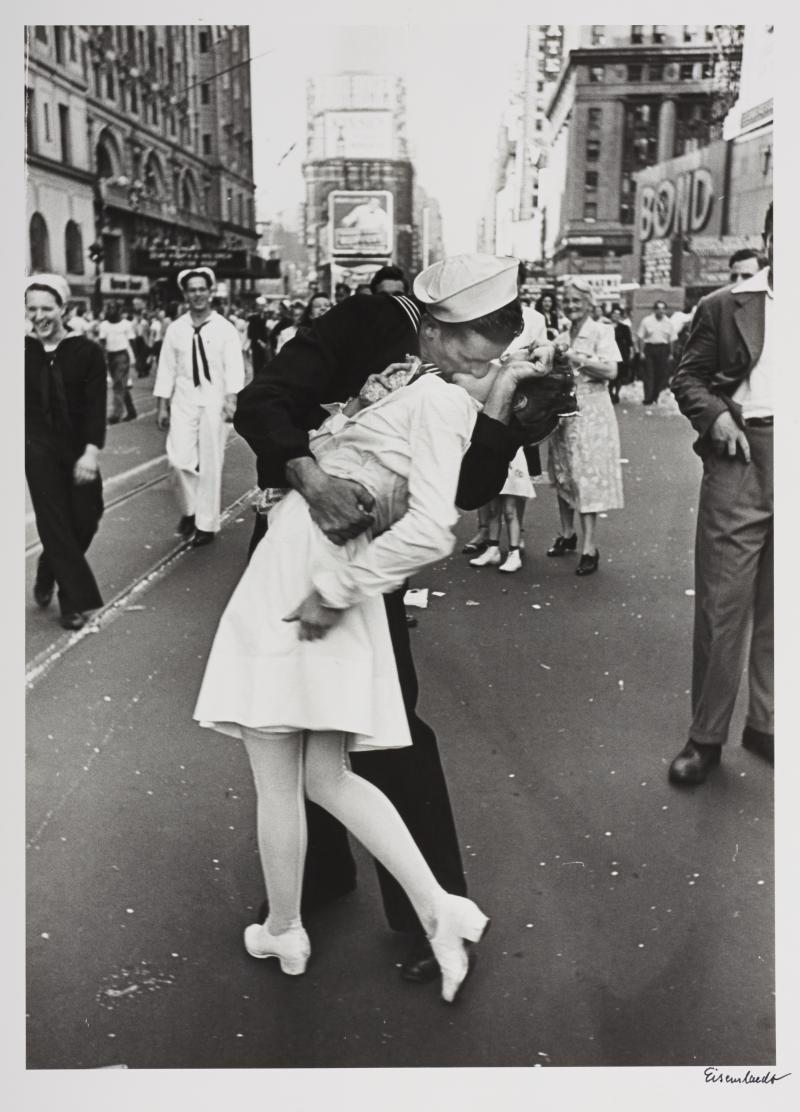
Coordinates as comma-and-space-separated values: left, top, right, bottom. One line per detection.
642, 343, 671, 404
166, 404, 231, 533
690, 425, 773, 745
26, 443, 104, 616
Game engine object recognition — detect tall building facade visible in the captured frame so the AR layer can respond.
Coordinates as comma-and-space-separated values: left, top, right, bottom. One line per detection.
25, 24, 262, 307
303, 71, 432, 287
538, 24, 742, 285
478, 26, 565, 263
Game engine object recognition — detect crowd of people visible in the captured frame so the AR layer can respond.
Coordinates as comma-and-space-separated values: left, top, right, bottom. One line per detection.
26, 222, 773, 1005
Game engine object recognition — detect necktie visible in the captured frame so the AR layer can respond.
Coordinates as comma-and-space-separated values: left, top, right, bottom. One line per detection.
192, 322, 212, 388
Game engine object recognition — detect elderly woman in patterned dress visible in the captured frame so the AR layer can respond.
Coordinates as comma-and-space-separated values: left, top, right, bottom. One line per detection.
545, 277, 624, 575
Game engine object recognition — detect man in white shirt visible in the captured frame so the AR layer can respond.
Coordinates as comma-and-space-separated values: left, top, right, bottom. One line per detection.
153, 268, 245, 547
668, 204, 774, 784
97, 302, 137, 423
637, 300, 676, 405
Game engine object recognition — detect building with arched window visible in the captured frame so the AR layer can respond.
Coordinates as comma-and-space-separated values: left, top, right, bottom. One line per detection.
26, 25, 262, 307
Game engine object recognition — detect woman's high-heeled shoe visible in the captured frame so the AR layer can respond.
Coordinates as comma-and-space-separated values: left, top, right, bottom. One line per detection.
243, 923, 311, 975
427, 895, 490, 1003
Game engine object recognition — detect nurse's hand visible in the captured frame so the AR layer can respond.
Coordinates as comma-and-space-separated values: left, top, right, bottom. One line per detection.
287, 459, 375, 545
284, 590, 342, 641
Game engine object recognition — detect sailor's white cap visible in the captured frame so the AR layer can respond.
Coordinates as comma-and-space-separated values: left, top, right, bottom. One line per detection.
413, 254, 519, 323
177, 266, 216, 290
25, 273, 71, 306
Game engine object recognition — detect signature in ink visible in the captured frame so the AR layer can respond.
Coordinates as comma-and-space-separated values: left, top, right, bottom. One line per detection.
704, 1067, 791, 1086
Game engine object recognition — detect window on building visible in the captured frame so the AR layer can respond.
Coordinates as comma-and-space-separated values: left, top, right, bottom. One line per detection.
54, 26, 65, 64
535, 119, 542, 132
536, 79, 544, 93
35, 27, 48, 43
680, 62, 696, 80
68, 27, 76, 62
585, 170, 599, 190
683, 26, 694, 43
137, 29, 145, 64
631, 25, 643, 44
130, 82, 138, 114
652, 26, 667, 44
127, 26, 135, 52
58, 104, 71, 164
201, 83, 210, 105
623, 98, 659, 171
64, 220, 84, 274
590, 26, 605, 45
29, 212, 51, 271
152, 98, 159, 126
199, 30, 209, 52
147, 27, 156, 69
233, 76, 241, 100
102, 234, 122, 273
169, 112, 176, 137
705, 26, 715, 42
589, 65, 605, 83
95, 137, 114, 179
701, 61, 714, 79
43, 101, 51, 143
106, 68, 115, 100
649, 63, 665, 81
588, 106, 602, 131
674, 99, 711, 155
583, 201, 598, 221
25, 87, 35, 153
232, 28, 240, 52
202, 133, 212, 155
238, 193, 244, 225
158, 46, 165, 81
586, 138, 601, 161
628, 64, 643, 82
619, 176, 636, 225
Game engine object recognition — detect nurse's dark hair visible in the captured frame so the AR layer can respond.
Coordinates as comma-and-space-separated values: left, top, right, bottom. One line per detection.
25, 282, 64, 306
431, 299, 524, 346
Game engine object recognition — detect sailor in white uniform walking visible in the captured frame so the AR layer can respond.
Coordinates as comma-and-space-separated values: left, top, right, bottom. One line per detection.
154, 267, 244, 546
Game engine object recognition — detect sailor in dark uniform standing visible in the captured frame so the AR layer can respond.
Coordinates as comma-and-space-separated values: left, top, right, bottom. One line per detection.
234, 254, 528, 981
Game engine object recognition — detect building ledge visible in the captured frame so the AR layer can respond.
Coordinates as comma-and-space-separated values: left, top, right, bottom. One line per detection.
26, 152, 96, 187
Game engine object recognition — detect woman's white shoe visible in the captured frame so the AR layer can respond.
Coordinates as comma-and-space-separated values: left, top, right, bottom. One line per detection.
427, 895, 490, 1003
243, 923, 311, 975
499, 549, 522, 573
469, 545, 501, 568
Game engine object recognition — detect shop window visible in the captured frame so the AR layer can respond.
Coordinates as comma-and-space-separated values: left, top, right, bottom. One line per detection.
589, 65, 605, 84
583, 201, 598, 221
64, 221, 84, 274
29, 212, 51, 271
631, 25, 643, 44
628, 64, 643, 82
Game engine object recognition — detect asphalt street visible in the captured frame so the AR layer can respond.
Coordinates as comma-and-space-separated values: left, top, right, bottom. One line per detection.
25, 384, 775, 1070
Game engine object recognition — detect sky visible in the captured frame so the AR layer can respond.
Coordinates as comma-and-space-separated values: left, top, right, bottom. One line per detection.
248, 23, 527, 254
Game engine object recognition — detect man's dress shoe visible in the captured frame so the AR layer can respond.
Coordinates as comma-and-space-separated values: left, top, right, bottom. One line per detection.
668, 740, 722, 785
742, 726, 774, 765
399, 933, 440, 983
191, 529, 216, 548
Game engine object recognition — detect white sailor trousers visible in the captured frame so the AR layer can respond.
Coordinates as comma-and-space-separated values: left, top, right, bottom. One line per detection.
166, 399, 231, 533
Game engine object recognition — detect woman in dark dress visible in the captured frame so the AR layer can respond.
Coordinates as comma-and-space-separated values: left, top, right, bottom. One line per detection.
25, 275, 107, 630
608, 305, 634, 404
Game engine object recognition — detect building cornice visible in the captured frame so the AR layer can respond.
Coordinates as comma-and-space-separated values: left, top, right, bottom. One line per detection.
26, 57, 90, 96
26, 152, 96, 187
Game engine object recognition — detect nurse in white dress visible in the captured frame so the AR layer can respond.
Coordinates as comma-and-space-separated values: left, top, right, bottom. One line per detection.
194, 350, 546, 998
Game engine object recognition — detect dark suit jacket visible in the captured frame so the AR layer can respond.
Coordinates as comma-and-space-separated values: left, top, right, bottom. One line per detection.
671, 281, 767, 457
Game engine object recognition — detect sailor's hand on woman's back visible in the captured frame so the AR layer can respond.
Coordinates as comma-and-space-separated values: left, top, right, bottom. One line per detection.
286, 457, 375, 545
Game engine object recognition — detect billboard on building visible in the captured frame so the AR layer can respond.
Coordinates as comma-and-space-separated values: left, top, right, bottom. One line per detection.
329, 191, 393, 257
321, 111, 394, 159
